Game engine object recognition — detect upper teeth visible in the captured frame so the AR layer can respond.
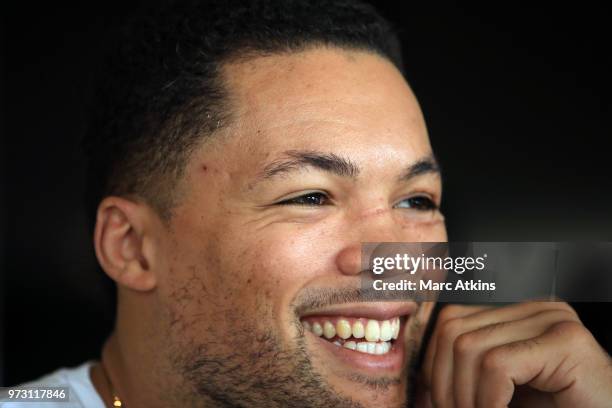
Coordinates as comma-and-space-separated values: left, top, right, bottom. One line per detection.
380, 320, 393, 341
323, 321, 336, 339
336, 319, 352, 339
365, 319, 380, 341
302, 317, 401, 342
312, 322, 323, 337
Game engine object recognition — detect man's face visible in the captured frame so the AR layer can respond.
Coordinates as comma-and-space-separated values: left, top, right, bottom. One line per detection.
154, 48, 447, 407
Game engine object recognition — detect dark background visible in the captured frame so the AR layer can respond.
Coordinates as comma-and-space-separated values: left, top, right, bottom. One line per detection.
1, 2, 611, 386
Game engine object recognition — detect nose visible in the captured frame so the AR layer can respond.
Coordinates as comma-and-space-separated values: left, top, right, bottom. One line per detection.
335, 208, 403, 277
336, 244, 363, 276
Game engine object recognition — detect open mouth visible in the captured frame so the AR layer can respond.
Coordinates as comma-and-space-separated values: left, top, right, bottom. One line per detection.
298, 303, 416, 370
301, 316, 403, 356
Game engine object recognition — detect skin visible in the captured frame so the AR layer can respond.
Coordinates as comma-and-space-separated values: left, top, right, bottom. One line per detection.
90, 47, 612, 407
420, 303, 612, 408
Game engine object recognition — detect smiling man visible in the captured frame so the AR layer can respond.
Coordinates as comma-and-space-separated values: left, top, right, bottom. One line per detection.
82, 2, 447, 406
9, 0, 612, 407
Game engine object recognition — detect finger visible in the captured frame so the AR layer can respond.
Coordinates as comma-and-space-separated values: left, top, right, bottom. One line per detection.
423, 304, 490, 389
453, 301, 578, 331
426, 300, 574, 382
476, 321, 594, 408
427, 305, 491, 407
452, 309, 580, 408
429, 302, 576, 407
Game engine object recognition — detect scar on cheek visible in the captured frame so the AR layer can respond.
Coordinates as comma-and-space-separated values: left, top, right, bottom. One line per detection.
398, 218, 445, 229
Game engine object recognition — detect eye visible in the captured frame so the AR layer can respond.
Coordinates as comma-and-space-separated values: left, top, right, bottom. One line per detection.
277, 192, 330, 206
394, 195, 438, 211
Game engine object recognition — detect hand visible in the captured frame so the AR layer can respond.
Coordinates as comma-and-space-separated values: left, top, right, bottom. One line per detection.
420, 302, 612, 407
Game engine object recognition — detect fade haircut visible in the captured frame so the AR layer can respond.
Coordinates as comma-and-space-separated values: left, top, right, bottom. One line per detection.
84, 0, 404, 221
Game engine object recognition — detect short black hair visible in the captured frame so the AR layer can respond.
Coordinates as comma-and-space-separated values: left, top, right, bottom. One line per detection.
84, 0, 404, 221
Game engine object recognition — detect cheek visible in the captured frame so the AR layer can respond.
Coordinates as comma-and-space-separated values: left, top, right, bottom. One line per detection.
225, 225, 337, 340
397, 217, 448, 242
153, 232, 250, 343
238, 232, 326, 307
158, 227, 324, 339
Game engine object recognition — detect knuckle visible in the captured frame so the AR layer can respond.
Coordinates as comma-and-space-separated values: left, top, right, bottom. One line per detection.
550, 320, 581, 334
439, 317, 464, 340
454, 332, 476, 355
550, 321, 592, 344
481, 348, 506, 373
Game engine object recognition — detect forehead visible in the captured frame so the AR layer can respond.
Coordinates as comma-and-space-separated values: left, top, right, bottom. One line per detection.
212, 47, 431, 166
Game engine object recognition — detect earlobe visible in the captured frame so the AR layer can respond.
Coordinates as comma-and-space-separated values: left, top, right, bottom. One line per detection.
94, 197, 157, 291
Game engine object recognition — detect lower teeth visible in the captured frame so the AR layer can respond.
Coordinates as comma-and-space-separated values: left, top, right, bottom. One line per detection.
332, 339, 392, 355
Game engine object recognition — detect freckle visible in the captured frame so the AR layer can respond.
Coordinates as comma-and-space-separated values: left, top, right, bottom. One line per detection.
201, 164, 208, 172
247, 279, 252, 284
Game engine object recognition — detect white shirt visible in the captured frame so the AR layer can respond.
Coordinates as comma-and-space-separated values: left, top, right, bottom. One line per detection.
1, 362, 105, 408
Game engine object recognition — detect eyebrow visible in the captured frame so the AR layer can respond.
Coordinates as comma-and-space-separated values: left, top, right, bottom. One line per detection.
397, 155, 441, 182
259, 150, 360, 180
254, 149, 441, 186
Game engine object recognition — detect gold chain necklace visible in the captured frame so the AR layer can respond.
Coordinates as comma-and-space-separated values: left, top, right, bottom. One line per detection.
101, 362, 124, 408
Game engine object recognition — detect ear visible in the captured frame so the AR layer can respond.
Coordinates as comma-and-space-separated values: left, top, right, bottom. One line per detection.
94, 196, 158, 291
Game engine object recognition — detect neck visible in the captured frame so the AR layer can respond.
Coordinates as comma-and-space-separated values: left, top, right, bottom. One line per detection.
90, 334, 123, 406
94, 289, 221, 407
93, 288, 189, 407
